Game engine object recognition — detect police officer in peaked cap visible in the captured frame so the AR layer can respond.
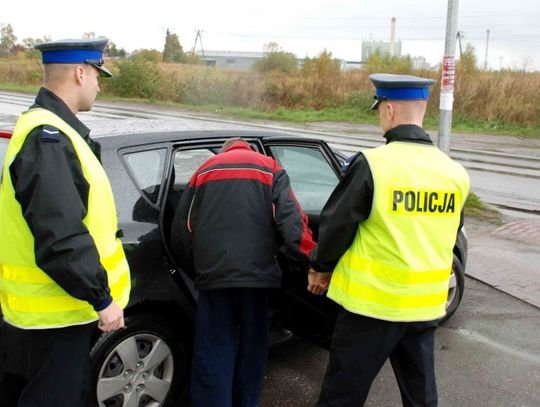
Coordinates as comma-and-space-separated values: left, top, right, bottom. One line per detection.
0, 38, 130, 406
308, 73, 470, 406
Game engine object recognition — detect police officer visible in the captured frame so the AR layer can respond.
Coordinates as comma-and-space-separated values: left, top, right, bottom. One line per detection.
308, 74, 470, 406
0, 39, 131, 406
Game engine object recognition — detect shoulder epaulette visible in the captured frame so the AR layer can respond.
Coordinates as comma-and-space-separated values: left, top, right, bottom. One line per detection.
39, 125, 61, 142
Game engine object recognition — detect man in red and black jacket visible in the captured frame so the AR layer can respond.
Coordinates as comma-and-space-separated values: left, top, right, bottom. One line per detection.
170, 137, 315, 407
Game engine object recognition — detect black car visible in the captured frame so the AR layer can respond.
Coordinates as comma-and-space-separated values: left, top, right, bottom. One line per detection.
0, 130, 467, 407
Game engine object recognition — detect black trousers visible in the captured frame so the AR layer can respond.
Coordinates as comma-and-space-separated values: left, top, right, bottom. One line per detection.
191, 288, 269, 407
317, 308, 438, 407
0, 320, 95, 407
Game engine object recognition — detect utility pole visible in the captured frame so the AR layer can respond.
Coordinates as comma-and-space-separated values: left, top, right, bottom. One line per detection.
484, 29, 490, 70
192, 30, 205, 60
390, 17, 396, 57
438, 0, 459, 154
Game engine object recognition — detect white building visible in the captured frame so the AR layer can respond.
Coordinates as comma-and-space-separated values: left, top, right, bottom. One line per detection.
197, 50, 265, 68
361, 40, 402, 62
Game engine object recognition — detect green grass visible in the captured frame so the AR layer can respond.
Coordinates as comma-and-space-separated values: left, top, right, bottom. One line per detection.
208, 105, 379, 124
0, 82, 40, 93
464, 192, 502, 221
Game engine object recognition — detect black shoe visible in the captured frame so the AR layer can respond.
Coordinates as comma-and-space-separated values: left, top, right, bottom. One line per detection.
268, 327, 294, 347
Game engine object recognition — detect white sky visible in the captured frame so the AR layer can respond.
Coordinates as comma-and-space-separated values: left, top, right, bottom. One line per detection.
3, 0, 539, 70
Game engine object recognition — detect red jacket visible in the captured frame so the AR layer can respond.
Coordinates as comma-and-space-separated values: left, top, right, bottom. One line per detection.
171, 142, 315, 290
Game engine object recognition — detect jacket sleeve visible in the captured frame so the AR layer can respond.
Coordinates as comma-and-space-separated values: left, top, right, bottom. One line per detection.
169, 178, 197, 277
310, 154, 374, 273
272, 165, 316, 270
9, 128, 112, 311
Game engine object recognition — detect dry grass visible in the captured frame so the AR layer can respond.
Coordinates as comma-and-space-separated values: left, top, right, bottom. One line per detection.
1, 57, 539, 130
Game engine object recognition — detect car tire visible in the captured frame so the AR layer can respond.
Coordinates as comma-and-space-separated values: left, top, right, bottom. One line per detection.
440, 254, 465, 324
88, 313, 187, 407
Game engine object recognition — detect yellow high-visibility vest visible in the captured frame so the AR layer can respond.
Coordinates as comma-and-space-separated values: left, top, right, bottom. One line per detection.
0, 108, 130, 329
328, 141, 470, 322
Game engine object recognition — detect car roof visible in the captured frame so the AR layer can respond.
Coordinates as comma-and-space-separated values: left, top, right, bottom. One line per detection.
95, 129, 315, 150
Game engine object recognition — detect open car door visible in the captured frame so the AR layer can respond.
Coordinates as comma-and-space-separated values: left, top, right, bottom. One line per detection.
263, 137, 343, 347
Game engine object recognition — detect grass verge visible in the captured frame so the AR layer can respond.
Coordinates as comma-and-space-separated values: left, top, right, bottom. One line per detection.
464, 192, 502, 222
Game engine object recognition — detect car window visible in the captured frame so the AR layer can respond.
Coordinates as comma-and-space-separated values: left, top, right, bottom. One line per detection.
0, 140, 8, 168
173, 148, 216, 187
123, 148, 167, 203
269, 145, 339, 212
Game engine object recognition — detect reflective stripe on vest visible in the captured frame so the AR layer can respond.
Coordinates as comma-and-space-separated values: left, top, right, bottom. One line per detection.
327, 141, 470, 322
0, 108, 130, 329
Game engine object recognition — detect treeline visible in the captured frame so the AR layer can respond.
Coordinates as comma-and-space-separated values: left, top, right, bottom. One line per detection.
0, 23, 199, 62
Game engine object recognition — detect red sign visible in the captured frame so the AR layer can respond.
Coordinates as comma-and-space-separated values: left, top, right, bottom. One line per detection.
441, 56, 455, 92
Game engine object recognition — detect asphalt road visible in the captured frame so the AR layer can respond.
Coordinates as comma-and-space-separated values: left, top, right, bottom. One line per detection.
261, 278, 540, 407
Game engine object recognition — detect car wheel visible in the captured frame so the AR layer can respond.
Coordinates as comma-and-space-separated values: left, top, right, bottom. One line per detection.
440, 254, 465, 324
88, 314, 187, 407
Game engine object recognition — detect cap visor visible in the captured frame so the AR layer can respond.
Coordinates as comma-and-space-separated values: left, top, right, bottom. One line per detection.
93, 64, 113, 78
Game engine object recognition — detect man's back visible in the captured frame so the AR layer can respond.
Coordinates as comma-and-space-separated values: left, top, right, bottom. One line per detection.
189, 144, 279, 288
172, 140, 315, 290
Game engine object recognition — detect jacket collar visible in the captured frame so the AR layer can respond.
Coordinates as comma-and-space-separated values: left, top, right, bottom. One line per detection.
383, 124, 433, 145
224, 142, 252, 152
31, 87, 90, 138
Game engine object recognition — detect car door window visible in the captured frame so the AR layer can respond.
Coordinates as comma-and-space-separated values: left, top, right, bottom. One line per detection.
123, 148, 167, 203
0, 140, 9, 168
269, 145, 339, 212
172, 148, 216, 187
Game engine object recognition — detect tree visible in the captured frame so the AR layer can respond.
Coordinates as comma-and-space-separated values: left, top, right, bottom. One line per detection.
364, 49, 413, 74
105, 41, 127, 58
458, 43, 478, 74
131, 49, 162, 63
22, 36, 50, 58
253, 42, 297, 74
163, 29, 186, 63
302, 49, 341, 78
0, 23, 17, 56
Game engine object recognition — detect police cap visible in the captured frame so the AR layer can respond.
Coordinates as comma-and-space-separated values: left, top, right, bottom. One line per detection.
369, 73, 436, 110
35, 38, 112, 77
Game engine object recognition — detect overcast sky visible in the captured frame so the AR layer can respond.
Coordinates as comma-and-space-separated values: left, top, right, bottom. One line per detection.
3, 0, 539, 70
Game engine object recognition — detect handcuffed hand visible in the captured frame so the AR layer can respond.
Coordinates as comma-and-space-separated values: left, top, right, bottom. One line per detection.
307, 269, 332, 295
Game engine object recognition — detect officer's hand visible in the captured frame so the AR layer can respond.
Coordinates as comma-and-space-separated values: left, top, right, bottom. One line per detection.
97, 301, 125, 332
307, 269, 332, 295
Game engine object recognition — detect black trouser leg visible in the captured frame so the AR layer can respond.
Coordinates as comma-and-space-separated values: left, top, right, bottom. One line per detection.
191, 289, 237, 407
390, 321, 438, 407
316, 309, 404, 407
0, 321, 95, 407
233, 288, 269, 407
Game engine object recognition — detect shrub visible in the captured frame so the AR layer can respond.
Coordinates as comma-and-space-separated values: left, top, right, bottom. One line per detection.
253, 42, 298, 74
106, 59, 163, 100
